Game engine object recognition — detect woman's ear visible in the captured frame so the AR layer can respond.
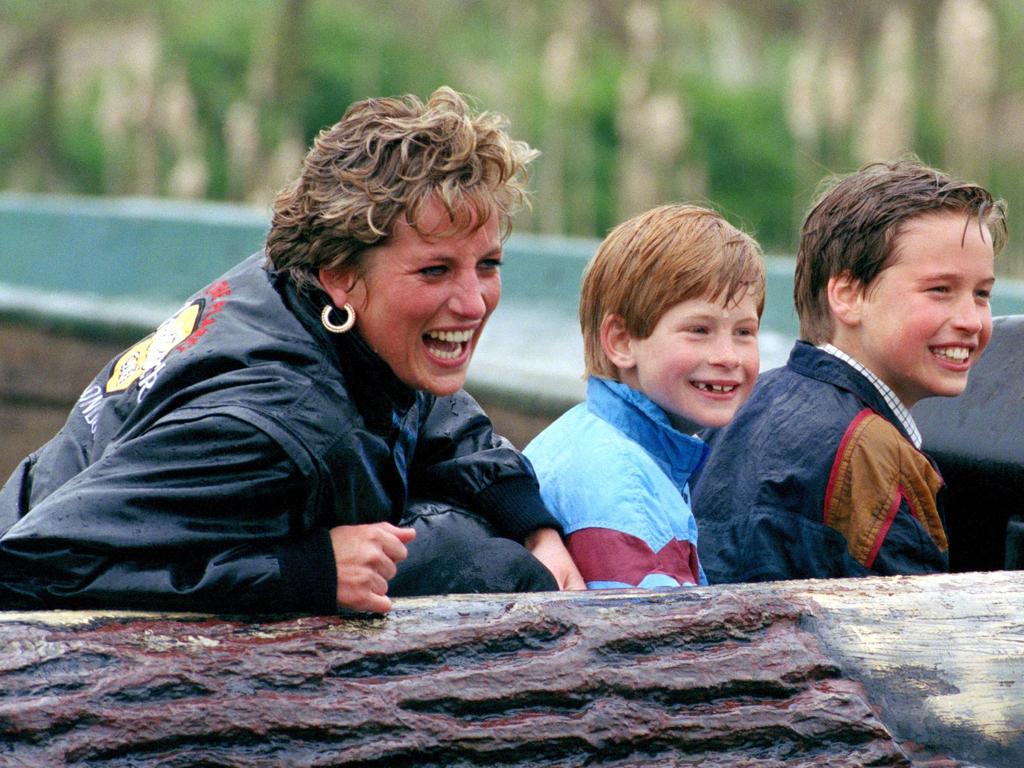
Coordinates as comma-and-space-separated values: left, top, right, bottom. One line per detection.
318, 266, 359, 307
827, 271, 864, 329
600, 314, 637, 372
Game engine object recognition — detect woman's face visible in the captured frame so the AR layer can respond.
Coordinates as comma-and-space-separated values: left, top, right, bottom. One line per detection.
321, 199, 502, 396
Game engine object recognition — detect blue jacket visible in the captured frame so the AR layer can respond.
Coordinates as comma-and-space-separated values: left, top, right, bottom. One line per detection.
692, 342, 949, 583
525, 377, 708, 589
0, 253, 558, 611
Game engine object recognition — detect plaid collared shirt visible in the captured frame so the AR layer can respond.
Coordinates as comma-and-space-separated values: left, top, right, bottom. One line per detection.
819, 344, 923, 449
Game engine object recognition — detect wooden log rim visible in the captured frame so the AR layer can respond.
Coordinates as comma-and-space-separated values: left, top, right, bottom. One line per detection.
0, 571, 1021, 767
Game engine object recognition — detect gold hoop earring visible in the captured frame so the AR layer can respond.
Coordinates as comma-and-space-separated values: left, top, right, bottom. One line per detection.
321, 303, 356, 334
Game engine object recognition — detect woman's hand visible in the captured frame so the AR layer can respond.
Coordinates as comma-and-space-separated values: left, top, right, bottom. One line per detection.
329, 522, 417, 613
524, 527, 585, 590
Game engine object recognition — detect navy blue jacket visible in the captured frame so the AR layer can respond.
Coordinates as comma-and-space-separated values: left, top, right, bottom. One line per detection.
0, 253, 557, 612
693, 342, 949, 583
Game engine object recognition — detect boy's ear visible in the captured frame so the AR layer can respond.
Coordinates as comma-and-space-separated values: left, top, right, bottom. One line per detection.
318, 266, 359, 307
600, 314, 637, 371
827, 271, 864, 329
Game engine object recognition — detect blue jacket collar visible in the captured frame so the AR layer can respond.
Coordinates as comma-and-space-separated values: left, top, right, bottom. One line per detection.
586, 377, 709, 490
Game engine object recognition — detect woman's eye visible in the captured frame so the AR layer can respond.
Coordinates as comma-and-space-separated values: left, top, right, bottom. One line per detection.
687, 326, 709, 335
976, 289, 991, 301
420, 265, 447, 277
928, 285, 950, 294
479, 258, 503, 272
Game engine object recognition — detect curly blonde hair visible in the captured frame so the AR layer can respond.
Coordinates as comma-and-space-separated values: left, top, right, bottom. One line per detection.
265, 87, 538, 290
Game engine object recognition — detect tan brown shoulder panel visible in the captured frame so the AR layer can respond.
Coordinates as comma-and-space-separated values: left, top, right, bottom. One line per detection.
823, 410, 947, 567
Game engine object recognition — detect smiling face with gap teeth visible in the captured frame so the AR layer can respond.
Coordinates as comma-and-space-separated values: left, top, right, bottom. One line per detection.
829, 211, 996, 408
694, 382, 738, 393
617, 289, 761, 435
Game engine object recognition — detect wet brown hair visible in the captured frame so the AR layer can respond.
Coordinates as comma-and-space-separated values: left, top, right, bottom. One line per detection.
266, 87, 538, 290
795, 157, 1007, 344
580, 203, 766, 380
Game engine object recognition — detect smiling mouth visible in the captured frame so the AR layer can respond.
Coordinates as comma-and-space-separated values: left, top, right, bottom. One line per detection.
425, 329, 474, 360
693, 382, 739, 393
931, 346, 971, 363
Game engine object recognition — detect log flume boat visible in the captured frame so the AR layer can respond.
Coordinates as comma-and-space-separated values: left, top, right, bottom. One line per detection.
0, 571, 1021, 766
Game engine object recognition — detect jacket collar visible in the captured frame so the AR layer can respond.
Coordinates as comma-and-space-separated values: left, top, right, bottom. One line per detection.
585, 376, 708, 490
786, 341, 910, 440
277, 267, 418, 426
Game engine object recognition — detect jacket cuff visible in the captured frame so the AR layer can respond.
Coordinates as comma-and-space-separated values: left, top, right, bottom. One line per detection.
476, 477, 562, 540
275, 530, 338, 614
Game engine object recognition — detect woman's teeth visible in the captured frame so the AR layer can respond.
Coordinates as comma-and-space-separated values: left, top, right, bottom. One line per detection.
426, 330, 473, 360
428, 330, 473, 343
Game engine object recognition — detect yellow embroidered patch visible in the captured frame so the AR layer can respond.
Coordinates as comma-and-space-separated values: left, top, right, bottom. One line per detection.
105, 302, 201, 394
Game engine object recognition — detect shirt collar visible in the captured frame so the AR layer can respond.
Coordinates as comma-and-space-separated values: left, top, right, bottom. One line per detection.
819, 344, 922, 448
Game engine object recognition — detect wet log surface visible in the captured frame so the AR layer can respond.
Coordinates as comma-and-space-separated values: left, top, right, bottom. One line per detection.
1, 571, 1021, 767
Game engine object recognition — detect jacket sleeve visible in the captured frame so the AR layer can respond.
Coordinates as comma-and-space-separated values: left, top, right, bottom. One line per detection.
0, 413, 338, 613
865, 496, 951, 575
408, 390, 560, 540
697, 482, 948, 584
701, 499, 867, 583
821, 411, 949, 576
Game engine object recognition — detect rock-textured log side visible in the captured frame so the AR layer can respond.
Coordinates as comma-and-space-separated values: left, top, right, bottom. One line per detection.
0, 572, 1022, 767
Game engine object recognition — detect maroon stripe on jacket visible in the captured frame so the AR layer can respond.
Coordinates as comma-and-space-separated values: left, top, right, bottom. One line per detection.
566, 527, 699, 586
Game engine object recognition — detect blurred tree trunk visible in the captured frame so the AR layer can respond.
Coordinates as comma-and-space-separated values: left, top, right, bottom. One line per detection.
271, 0, 309, 120
34, 22, 61, 188
855, 4, 914, 163
231, 0, 310, 205
3, 6, 69, 191
935, 0, 996, 181
616, 1, 688, 222
537, 1, 589, 235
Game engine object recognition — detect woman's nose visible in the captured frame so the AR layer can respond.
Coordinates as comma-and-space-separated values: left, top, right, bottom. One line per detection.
448, 274, 487, 319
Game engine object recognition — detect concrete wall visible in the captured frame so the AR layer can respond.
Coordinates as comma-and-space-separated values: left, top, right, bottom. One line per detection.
1, 324, 125, 477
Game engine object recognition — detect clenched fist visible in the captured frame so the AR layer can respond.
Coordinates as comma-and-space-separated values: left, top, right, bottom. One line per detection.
329, 522, 417, 613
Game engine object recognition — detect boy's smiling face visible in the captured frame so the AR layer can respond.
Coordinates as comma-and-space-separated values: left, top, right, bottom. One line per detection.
829, 211, 996, 408
612, 289, 760, 434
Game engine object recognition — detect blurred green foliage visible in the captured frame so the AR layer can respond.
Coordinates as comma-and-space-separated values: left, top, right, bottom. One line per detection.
686, 79, 796, 247
1, 0, 1022, 273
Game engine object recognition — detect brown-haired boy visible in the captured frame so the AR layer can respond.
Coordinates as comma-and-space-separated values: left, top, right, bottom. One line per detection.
693, 158, 1006, 583
524, 203, 765, 589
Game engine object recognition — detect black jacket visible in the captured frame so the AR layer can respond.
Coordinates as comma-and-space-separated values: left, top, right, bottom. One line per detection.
0, 253, 557, 612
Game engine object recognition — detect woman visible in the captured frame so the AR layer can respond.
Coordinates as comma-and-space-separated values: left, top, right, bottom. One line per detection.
0, 87, 583, 613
